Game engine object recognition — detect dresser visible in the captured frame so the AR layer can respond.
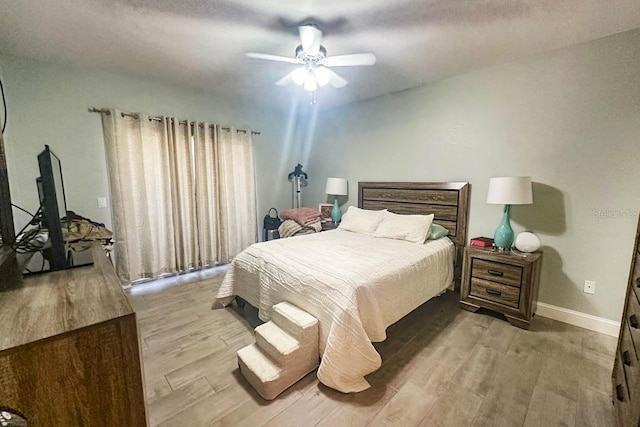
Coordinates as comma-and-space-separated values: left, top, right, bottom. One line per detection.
612, 216, 640, 427
0, 243, 148, 426
460, 246, 542, 329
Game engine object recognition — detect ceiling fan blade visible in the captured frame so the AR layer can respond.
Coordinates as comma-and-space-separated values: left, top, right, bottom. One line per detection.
325, 53, 377, 67
245, 52, 300, 64
328, 69, 348, 88
275, 72, 294, 86
299, 25, 322, 55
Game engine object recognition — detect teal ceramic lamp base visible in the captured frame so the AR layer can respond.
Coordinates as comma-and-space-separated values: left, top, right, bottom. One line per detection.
331, 197, 342, 223
493, 204, 514, 249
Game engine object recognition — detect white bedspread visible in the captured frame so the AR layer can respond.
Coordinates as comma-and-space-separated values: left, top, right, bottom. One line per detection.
216, 230, 454, 393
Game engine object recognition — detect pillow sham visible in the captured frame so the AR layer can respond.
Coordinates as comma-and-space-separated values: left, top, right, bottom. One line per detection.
373, 211, 434, 244
427, 223, 449, 240
338, 206, 387, 235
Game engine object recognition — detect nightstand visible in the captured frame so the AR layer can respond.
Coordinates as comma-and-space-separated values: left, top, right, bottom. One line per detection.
321, 221, 338, 231
460, 246, 542, 329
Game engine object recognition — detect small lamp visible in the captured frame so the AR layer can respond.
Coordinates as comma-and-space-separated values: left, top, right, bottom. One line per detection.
487, 177, 533, 250
325, 177, 348, 223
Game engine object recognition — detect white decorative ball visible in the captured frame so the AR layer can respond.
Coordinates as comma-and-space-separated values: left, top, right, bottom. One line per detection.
515, 232, 540, 253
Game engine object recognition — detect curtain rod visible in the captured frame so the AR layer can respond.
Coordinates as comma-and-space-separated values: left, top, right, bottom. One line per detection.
88, 108, 261, 135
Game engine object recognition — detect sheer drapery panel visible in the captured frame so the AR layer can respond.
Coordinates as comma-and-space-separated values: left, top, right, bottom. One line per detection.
101, 110, 257, 284
216, 129, 257, 260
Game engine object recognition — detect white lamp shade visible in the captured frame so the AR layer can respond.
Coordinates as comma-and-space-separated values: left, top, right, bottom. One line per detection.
325, 177, 348, 196
487, 177, 533, 205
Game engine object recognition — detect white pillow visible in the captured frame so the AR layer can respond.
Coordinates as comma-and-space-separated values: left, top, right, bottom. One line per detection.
338, 206, 387, 235
373, 211, 434, 243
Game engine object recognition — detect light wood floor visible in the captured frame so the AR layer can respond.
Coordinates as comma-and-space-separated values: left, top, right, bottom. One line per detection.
126, 267, 618, 427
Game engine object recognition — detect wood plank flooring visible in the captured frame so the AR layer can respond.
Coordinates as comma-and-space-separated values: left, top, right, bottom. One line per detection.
126, 267, 618, 426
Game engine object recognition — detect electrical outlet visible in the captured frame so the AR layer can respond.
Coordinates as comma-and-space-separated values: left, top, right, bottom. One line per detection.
584, 280, 596, 294
97, 197, 107, 209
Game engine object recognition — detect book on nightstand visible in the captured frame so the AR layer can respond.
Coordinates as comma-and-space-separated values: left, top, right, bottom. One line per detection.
470, 237, 494, 247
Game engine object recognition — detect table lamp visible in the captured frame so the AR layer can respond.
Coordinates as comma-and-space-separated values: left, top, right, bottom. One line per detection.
487, 176, 533, 250
325, 177, 348, 223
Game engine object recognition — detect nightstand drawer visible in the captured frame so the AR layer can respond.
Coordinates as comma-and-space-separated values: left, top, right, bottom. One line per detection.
470, 277, 520, 308
471, 258, 523, 288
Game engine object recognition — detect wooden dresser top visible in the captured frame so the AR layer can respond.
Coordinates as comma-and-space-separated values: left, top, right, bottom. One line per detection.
0, 242, 133, 352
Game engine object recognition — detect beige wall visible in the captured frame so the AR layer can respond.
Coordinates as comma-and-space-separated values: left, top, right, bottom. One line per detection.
0, 53, 295, 238
3, 26, 640, 320
299, 28, 640, 321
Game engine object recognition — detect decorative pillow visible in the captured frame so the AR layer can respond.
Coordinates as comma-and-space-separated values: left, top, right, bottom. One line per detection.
338, 206, 386, 235
427, 224, 449, 240
373, 211, 434, 244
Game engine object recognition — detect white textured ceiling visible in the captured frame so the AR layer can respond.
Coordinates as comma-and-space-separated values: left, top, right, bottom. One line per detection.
1, 0, 640, 111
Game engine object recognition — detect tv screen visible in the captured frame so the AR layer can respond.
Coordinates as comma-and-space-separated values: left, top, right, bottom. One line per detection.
37, 145, 69, 270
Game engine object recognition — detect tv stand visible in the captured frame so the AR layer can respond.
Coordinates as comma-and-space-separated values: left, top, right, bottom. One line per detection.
0, 242, 147, 425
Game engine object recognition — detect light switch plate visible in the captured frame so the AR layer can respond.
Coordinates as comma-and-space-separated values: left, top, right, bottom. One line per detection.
97, 197, 107, 209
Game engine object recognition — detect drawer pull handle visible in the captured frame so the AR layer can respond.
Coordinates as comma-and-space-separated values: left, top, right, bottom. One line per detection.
623, 350, 632, 366
487, 269, 504, 277
631, 314, 639, 329
486, 289, 502, 296
616, 384, 625, 401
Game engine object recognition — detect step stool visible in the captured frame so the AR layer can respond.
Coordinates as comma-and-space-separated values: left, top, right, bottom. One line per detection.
237, 301, 319, 400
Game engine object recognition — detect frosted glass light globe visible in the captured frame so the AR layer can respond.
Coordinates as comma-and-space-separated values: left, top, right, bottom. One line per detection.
314, 66, 331, 86
291, 66, 307, 86
303, 73, 318, 92
515, 232, 540, 253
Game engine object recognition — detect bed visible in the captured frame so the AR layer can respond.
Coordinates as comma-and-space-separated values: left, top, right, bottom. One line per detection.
216, 182, 470, 393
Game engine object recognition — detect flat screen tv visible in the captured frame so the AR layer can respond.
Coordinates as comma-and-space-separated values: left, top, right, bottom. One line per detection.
37, 145, 70, 270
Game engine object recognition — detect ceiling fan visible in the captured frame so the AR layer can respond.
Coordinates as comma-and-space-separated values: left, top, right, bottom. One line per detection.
246, 25, 376, 94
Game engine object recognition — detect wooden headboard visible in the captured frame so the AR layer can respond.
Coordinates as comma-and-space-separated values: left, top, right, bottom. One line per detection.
358, 182, 471, 268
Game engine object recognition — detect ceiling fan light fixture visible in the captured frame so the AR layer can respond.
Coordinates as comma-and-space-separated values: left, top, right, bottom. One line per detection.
247, 25, 377, 96
291, 66, 307, 86
304, 74, 318, 92
314, 66, 331, 87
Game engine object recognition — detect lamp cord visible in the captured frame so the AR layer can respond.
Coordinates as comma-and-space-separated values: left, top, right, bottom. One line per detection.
0, 76, 6, 133
11, 203, 35, 217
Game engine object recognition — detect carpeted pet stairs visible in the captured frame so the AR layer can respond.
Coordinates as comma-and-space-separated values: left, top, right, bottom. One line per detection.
237, 301, 319, 400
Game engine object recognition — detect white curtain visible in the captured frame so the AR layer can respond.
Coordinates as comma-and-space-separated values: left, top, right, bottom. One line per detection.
166, 119, 199, 271
216, 128, 257, 261
193, 123, 219, 267
101, 110, 257, 284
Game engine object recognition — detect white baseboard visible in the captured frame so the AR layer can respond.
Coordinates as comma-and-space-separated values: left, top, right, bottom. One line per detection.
536, 302, 620, 337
